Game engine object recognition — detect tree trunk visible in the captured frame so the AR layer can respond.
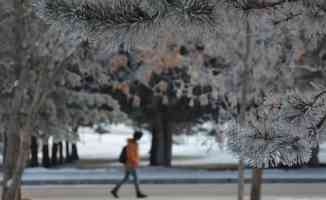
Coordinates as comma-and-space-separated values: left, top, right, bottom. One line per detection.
308, 144, 320, 167
51, 142, 59, 166
71, 143, 79, 161
150, 114, 165, 166
42, 144, 50, 168
65, 141, 72, 163
163, 118, 172, 167
70, 126, 79, 162
58, 142, 64, 164
238, 157, 245, 200
1, 0, 34, 197
250, 168, 263, 200
238, 17, 253, 200
3, 130, 8, 167
30, 136, 39, 167
15, 185, 21, 200
150, 113, 172, 167
2, 126, 31, 200
150, 125, 159, 166
2, 128, 20, 200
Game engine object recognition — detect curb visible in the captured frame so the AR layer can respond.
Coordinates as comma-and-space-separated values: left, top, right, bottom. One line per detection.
20, 178, 326, 185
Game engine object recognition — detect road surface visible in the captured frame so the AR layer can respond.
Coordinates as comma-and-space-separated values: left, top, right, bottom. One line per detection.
18, 184, 326, 200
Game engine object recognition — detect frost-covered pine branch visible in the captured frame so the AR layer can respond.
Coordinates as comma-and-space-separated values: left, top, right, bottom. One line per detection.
228, 0, 326, 12
282, 90, 326, 139
226, 97, 313, 168
33, 0, 220, 49
36, 0, 157, 31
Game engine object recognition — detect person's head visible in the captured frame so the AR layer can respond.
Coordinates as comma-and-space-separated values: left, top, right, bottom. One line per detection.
133, 131, 143, 141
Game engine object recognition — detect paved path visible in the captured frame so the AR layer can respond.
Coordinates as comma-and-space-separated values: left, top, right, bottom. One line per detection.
19, 184, 326, 200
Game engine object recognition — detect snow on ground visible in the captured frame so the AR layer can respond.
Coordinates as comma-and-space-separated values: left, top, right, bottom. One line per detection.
78, 124, 326, 165
77, 124, 238, 164
319, 143, 326, 163
78, 125, 151, 160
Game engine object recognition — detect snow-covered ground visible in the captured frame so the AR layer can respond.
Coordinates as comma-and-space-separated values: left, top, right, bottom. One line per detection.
77, 124, 326, 165
78, 124, 238, 165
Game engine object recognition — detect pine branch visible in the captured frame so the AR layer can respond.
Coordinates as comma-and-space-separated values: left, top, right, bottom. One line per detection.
228, 0, 300, 11
273, 12, 302, 25
167, 0, 217, 25
312, 90, 326, 130
33, 0, 219, 48
37, 0, 158, 31
312, 90, 326, 105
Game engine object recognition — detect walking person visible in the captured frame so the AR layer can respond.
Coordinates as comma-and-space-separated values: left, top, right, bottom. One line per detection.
111, 131, 148, 198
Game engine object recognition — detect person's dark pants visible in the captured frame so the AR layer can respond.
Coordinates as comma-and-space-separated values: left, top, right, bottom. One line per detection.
113, 166, 141, 193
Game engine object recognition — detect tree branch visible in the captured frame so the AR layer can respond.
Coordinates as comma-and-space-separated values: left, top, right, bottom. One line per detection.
273, 12, 303, 25
229, 0, 300, 11
36, 0, 159, 30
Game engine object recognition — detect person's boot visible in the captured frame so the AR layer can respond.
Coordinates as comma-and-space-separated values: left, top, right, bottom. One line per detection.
111, 188, 119, 198
137, 191, 148, 198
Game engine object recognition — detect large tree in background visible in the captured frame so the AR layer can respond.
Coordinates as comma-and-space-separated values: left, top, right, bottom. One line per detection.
101, 41, 221, 166
28, 40, 128, 168
52, 40, 128, 163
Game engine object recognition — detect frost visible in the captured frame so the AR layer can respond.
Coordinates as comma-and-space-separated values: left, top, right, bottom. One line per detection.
6, 178, 13, 188
226, 101, 313, 168
8, 0, 326, 169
